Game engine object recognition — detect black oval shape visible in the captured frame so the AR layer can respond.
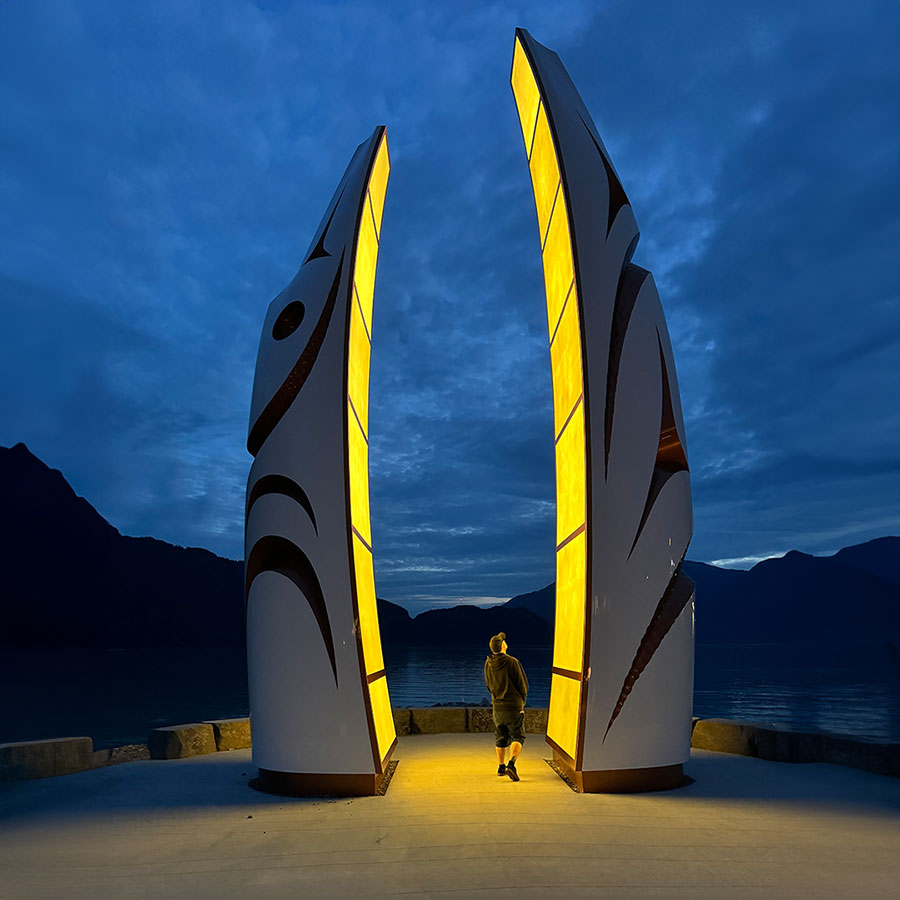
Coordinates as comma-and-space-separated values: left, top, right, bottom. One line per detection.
272, 301, 305, 340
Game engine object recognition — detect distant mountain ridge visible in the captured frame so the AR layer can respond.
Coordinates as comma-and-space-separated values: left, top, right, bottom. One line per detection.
503, 540, 899, 644
1, 442, 897, 648
0, 442, 245, 647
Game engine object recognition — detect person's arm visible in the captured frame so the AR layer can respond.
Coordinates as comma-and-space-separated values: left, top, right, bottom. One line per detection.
515, 660, 528, 704
484, 658, 491, 695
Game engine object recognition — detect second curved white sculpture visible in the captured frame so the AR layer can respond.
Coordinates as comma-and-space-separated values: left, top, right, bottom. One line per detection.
511, 29, 695, 792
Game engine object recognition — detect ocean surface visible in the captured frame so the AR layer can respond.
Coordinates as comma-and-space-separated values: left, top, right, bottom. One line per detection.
2, 642, 898, 749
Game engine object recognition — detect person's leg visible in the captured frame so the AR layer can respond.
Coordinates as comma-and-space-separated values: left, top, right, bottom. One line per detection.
506, 712, 526, 781
494, 719, 510, 773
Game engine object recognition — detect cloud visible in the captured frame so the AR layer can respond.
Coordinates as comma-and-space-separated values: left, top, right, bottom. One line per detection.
0, 0, 896, 613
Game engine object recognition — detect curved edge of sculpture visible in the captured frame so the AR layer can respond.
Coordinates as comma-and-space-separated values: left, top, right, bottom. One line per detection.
244, 126, 395, 796
511, 29, 694, 792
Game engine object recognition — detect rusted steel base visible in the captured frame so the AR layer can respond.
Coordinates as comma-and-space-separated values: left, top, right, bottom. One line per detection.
553, 748, 687, 793
252, 761, 396, 797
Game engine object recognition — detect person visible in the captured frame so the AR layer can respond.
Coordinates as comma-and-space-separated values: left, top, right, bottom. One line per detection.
484, 631, 529, 782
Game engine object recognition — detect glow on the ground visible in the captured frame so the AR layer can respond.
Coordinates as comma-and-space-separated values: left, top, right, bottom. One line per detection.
511, 36, 587, 763
348, 131, 395, 766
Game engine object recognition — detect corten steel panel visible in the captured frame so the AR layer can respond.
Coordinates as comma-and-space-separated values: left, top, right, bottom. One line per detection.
511, 29, 694, 789
245, 127, 395, 794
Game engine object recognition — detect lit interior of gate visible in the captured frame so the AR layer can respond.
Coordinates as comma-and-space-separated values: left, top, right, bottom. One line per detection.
511, 37, 587, 763
347, 131, 395, 766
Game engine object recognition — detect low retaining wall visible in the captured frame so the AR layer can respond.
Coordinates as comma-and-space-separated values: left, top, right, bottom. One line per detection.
0, 736, 93, 781
393, 707, 549, 736
4, 713, 896, 780
691, 718, 900, 777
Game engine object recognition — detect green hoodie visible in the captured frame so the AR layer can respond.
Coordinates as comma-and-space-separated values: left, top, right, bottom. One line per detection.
484, 652, 529, 711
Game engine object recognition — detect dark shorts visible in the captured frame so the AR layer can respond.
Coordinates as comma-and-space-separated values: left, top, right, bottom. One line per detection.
493, 708, 526, 748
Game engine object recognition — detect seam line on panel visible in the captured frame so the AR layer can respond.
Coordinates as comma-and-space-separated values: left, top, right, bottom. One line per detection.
541, 182, 561, 252
351, 524, 373, 554
354, 283, 372, 344
368, 191, 380, 243
527, 99, 542, 161
554, 393, 583, 445
556, 522, 586, 553
348, 395, 368, 444
548, 279, 575, 348
552, 666, 583, 680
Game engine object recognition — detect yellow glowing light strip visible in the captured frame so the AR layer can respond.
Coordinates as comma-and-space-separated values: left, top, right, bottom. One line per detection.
347, 131, 394, 765
512, 36, 587, 763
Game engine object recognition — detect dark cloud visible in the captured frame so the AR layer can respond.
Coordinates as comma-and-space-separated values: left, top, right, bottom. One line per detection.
1, 1, 896, 613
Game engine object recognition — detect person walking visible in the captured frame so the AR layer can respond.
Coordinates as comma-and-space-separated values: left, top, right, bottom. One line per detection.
484, 631, 529, 782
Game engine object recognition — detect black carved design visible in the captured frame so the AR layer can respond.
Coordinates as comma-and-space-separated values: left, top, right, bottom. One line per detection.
628, 332, 690, 558
578, 111, 629, 237
604, 263, 646, 477
245, 534, 338, 687
603, 566, 694, 741
247, 253, 345, 457
272, 301, 306, 341
246, 474, 318, 535
303, 186, 345, 264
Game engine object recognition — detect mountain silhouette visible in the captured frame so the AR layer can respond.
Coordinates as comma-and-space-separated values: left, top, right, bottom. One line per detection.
1, 443, 896, 648
0, 442, 244, 647
504, 540, 899, 644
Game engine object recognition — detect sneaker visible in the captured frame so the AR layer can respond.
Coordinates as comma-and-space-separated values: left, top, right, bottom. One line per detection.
497, 764, 506, 776
506, 760, 520, 782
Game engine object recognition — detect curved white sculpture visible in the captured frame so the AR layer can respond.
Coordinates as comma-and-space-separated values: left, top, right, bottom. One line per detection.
245, 126, 395, 796
511, 29, 695, 792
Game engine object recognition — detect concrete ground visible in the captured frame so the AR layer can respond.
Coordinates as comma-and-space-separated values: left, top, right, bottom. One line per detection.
1, 734, 897, 900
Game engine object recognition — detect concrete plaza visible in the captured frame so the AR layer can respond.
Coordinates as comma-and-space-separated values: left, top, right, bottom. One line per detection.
1, 733, 897, 899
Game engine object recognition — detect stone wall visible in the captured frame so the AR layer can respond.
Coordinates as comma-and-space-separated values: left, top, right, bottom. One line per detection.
393, 707, 549, 736
690, 718, 900, 776
4, 713, 897, 780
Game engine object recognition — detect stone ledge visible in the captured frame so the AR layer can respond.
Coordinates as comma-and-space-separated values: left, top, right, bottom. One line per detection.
392, 708, 412, 736
400, 708, 550, 735
204, 718, 251, 751
149, 723, 217, 760
92, 743, 151, 768
691, 718, 899, 777
524, 708, 548, 734
1, 737, 93, 781
691, 718, 759, 756
410, 707, 466, 734
467, 707, 494, 733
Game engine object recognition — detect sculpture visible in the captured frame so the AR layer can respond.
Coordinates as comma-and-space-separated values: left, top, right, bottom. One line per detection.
511, 29, 695, 792
245, 126, 395, 796
244, 30, 695, 796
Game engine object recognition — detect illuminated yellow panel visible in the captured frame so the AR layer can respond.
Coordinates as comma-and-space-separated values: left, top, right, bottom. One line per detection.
368, 674, 395, 763
530, 106, 560, 244
511, 39, 540, 155
513, 37, 587, 768
549, 293, 582, 438
555, 404, 585, 546
548, 673, 580, 760
542, 203, 574, 341
348, 397, 371, 548
368, 136, 390, 238
355, 197, 378, 336
553, 530, 586, 673
347, 298, 371, 437
347, 132, 394, 768
352, 534, 384, 675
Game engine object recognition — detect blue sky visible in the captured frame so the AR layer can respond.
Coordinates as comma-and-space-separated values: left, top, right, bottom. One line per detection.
1, 1, 897, 613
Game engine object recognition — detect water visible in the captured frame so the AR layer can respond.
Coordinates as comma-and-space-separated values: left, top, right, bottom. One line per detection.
1, 642, 897, 748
